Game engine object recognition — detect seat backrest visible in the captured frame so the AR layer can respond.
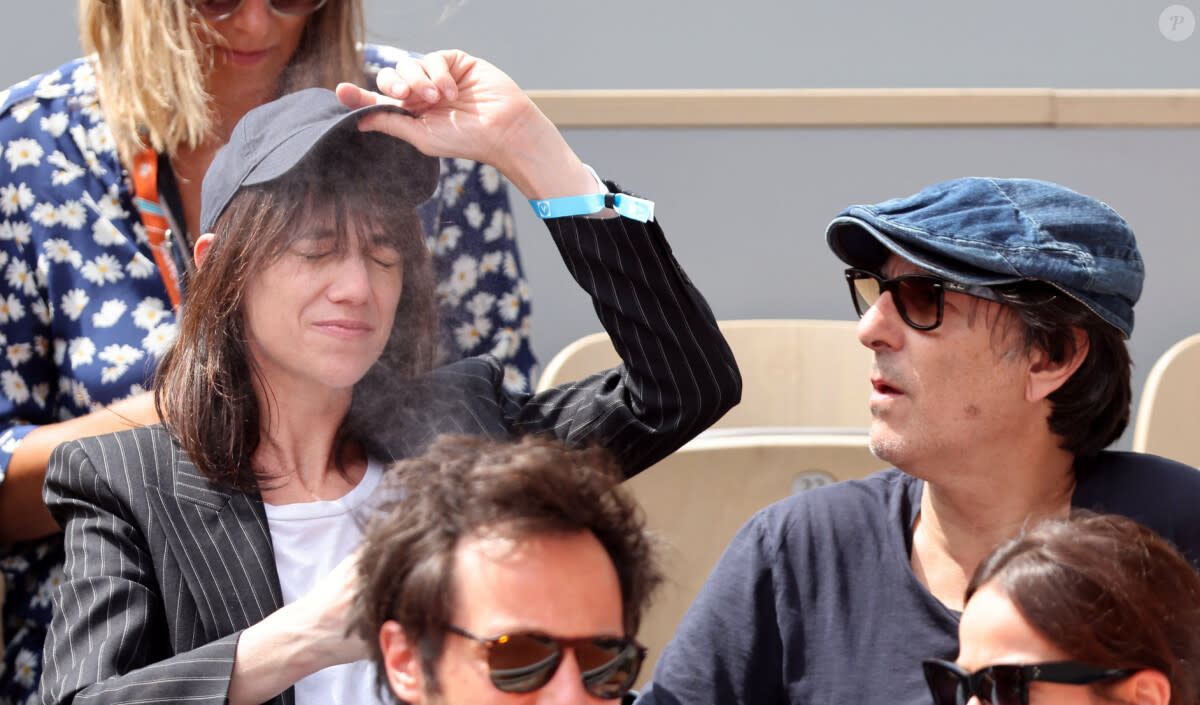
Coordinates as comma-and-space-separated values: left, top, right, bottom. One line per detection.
624, 431, 890, 685
1132, 332, 1200, 467
537, 319, 873, 430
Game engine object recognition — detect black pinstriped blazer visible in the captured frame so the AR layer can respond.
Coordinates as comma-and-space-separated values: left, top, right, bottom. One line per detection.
42, 213, 742, 705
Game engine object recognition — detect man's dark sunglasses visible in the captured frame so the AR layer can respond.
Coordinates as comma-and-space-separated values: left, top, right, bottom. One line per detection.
844, 267, 1001, 331
446, 624, 646, 699
923, 658, 1137, 705
191, 0, 328, 21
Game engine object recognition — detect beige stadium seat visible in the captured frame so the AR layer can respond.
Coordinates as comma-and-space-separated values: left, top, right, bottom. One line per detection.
1132, 332, 1200, 468
536, 319, 873, 430
625, 430, 890, 686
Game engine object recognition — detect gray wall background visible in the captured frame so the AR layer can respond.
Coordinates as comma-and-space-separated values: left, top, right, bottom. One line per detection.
4, 1, 1199, 448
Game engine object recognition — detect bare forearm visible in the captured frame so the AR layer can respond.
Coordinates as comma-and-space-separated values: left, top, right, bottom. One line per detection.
1, 392, 158, 542
229, 596, 364, 705
487, 102, 599, 200
228, 607, 318, 705
229, 548, 366, 705
0, 454, 56, 540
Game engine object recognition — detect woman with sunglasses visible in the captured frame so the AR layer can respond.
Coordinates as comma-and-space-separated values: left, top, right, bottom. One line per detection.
40, 50, 737, 705
924, 512, 1200, 705
0, 2, 537, 698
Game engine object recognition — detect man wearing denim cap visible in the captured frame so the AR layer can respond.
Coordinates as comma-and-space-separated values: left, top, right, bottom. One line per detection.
637, 177, 1200, 705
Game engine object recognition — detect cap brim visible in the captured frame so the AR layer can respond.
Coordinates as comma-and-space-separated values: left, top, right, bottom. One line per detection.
200, 98, 438, 234
826, 216, 1022, 287
242, 103, 417, 188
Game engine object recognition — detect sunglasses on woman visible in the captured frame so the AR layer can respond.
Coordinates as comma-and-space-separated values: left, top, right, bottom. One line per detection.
191, 0, 328, 21
844, 267, 1001, 331
446, 625, 646, 699
923, 658, 1137, 705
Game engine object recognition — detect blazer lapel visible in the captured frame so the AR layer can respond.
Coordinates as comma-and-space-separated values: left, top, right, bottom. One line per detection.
145, 443, 283, 641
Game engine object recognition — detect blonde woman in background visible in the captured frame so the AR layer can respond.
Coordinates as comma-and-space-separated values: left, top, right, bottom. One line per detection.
0, 2, 534, 700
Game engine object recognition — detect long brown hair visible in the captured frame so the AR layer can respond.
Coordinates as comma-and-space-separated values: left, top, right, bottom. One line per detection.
154, 130, 439, 491
80, 0, 363, 159
967, 512, 1200, 705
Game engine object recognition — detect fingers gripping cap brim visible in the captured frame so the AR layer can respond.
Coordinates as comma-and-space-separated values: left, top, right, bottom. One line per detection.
200, 88, 440, 234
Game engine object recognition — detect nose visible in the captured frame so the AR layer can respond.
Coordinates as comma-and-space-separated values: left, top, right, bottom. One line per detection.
534, 650, 591, 705
326, 254, 372, 305
856, 290, 906, 352
221, 0, 273, 34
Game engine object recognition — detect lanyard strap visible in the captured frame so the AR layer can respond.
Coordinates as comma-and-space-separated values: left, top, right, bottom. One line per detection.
131, 146, 182, 311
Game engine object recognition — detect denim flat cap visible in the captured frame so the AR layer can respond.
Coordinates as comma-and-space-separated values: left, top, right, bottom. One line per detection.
200, 87, 439, 234
826, 177, 1143, 337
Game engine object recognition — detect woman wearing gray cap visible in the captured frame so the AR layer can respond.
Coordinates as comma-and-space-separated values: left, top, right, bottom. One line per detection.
39, 51, 739, 705
0, 3, 537, 696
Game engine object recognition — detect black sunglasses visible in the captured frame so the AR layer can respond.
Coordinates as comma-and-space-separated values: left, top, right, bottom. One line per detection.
845, 268, 1001, 331
191, 0, 328, 21
446, 624, 646, 699
923, 658, 1137, 705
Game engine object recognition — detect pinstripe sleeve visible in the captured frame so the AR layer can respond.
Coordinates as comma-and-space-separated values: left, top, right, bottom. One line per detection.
506, 210, 742, 474
41, 439, 239, 705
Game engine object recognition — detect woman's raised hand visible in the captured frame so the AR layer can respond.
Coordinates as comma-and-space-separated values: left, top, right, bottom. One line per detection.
228, 549, 369, 705
336, 50, 598, 201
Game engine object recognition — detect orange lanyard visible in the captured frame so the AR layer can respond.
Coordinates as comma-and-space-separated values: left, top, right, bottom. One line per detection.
131, 146, 183, 311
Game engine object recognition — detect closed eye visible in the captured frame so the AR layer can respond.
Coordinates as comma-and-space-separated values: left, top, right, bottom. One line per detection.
290, 233, 337, 261
369, 245, 403, 269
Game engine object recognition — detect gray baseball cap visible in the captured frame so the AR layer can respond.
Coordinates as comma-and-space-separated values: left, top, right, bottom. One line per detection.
200, 87, 439, 234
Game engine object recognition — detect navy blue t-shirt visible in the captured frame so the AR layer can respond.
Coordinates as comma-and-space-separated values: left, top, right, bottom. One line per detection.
636, 451, 1200, 705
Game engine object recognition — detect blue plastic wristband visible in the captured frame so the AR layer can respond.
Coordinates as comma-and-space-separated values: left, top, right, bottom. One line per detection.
529, 192, 655, 223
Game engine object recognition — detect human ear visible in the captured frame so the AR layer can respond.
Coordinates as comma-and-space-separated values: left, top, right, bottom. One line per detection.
1025, 327, 1089, 402
193, 233, 216, 269
380, 620, 425, 703
1108, 668, 1171, 705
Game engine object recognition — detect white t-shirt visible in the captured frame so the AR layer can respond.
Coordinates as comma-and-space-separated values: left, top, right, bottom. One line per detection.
264, 459, 385, 705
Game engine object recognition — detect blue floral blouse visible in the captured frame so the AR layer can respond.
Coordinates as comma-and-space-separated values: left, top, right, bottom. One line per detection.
0, 46, 536, 704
